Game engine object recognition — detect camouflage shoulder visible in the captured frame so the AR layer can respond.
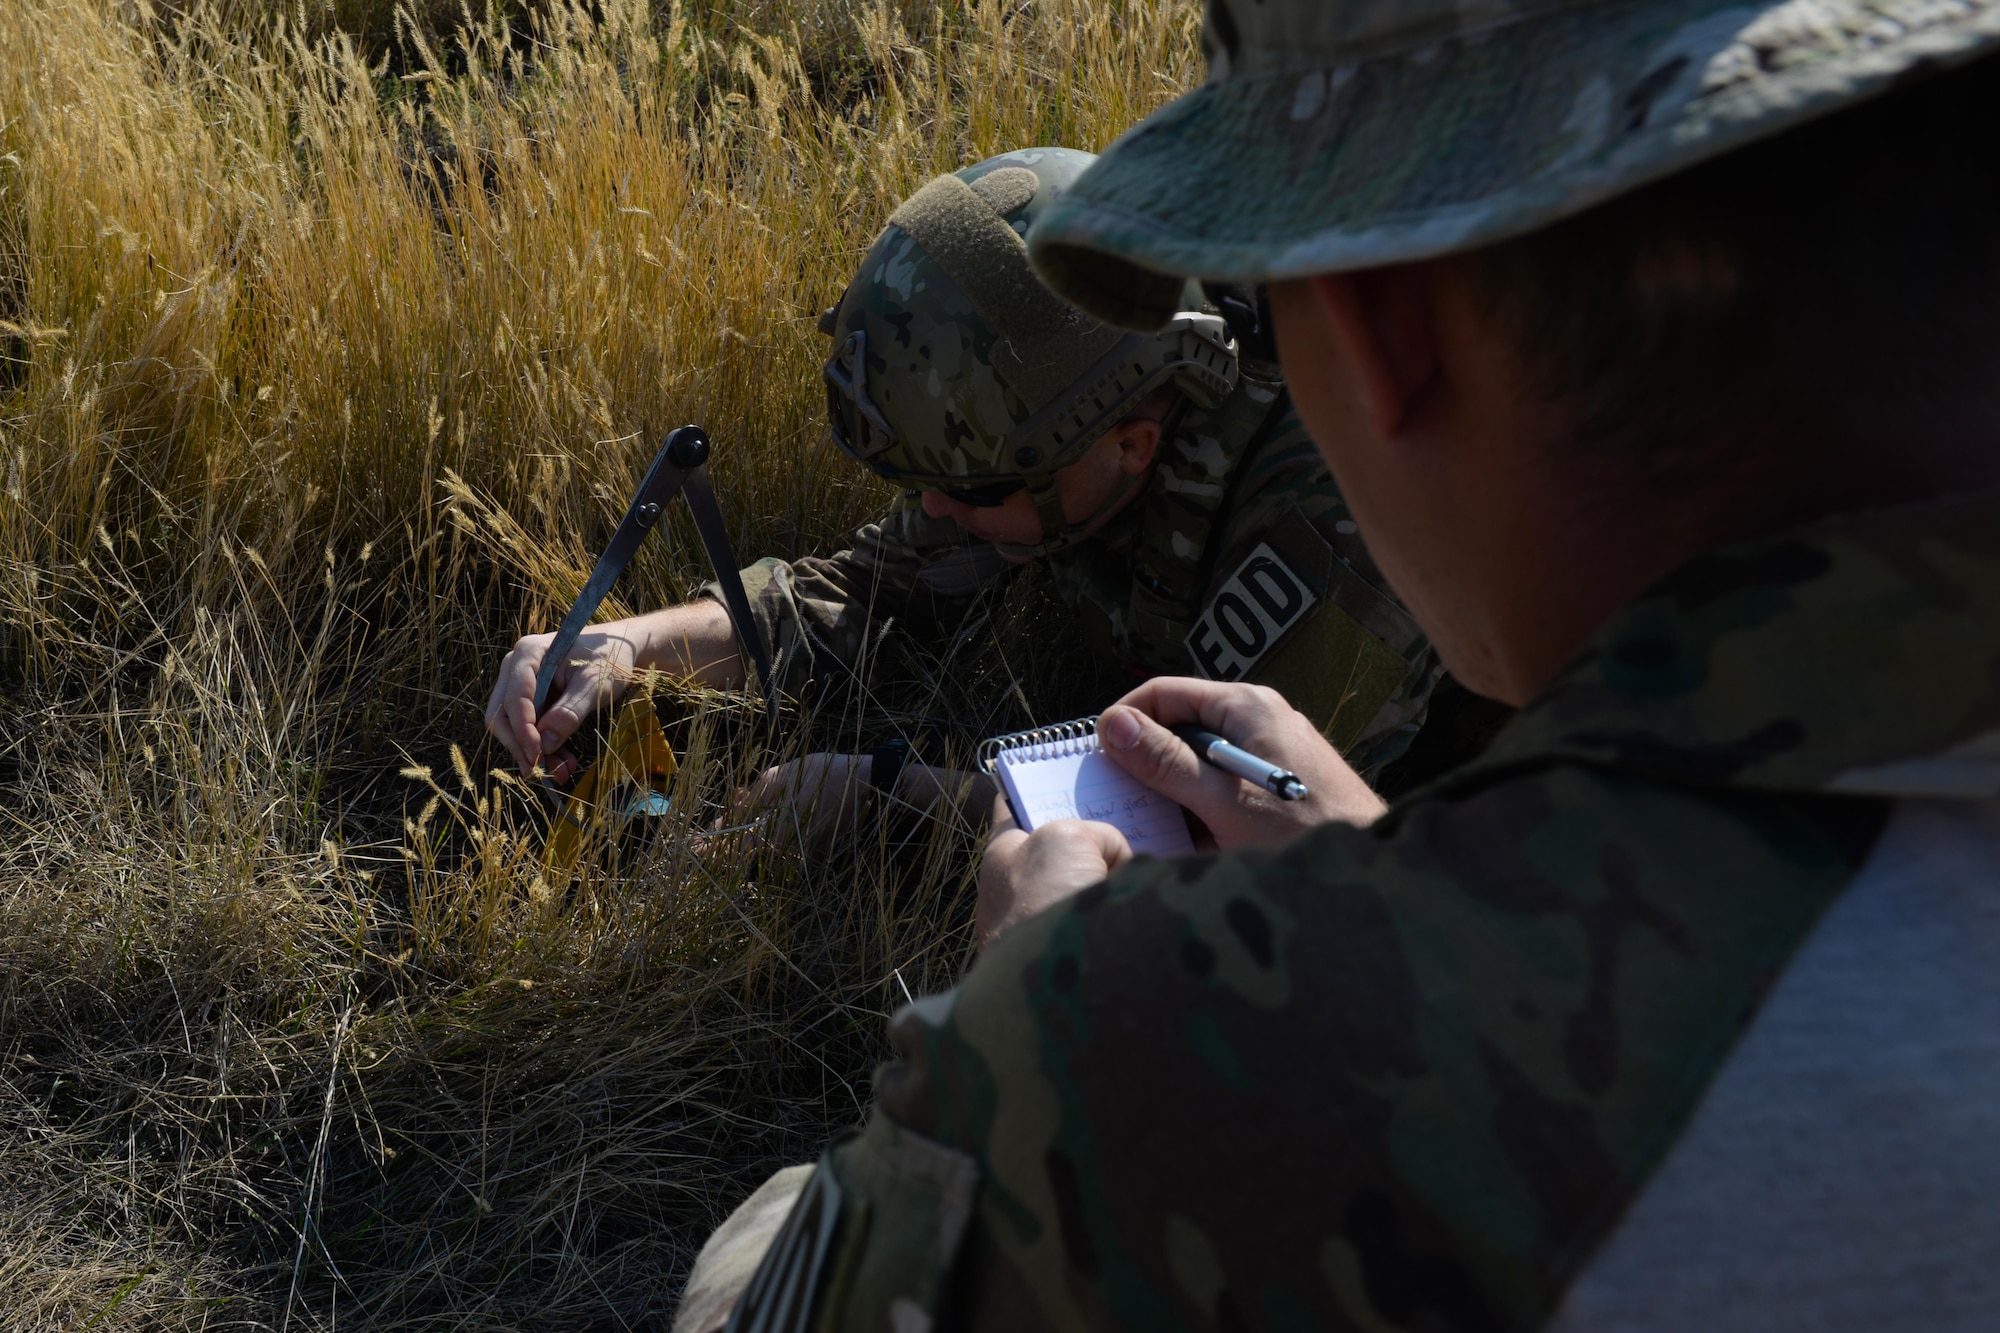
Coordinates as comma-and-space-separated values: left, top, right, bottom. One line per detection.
718, 1095, 982, 1333
707, 556, 824, 698
1475, 487, 2000, 797
709, 494, 1009, 692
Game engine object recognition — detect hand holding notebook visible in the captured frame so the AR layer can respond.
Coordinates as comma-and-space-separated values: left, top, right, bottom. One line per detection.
979, 718, 1196, 857
975, 689, 1377, 947
1087, 680, 1390, 849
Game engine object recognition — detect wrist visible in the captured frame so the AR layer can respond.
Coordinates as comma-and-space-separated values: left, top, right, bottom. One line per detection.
869, 739, 912, 803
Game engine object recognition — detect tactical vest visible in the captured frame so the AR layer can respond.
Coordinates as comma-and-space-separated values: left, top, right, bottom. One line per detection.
1051, 366, 1441, 770
1055, 365, 1287, 677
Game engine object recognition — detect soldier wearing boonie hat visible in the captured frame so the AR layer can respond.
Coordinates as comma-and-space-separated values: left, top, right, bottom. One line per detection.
1026, 0, 2000, 327
676, 1, 2000, 1330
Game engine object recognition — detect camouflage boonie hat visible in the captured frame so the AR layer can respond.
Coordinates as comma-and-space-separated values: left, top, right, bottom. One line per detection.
1026, 0, 2000, 329
822, 148, 1240, 553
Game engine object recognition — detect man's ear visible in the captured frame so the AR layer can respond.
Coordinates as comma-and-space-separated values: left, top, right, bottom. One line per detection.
1309, 266, 1439, 438
1112, 417, 1163, 474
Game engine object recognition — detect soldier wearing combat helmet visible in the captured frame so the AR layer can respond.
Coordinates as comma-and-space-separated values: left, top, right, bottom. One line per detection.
487, 148, 1481, 817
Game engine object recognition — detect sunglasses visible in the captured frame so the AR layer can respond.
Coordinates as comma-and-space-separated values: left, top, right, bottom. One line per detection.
933, 477, 1027, 508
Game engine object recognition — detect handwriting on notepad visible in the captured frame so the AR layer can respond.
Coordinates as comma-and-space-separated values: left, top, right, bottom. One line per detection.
998, 747, 1194, 857
1078, 790, 1166, 824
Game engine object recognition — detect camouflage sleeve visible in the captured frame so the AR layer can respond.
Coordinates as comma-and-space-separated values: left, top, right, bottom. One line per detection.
672, 1165, 814, 1333
1193, 404, 1445, 776
702, 492, 1012, 695
762, 764, 1873, 1333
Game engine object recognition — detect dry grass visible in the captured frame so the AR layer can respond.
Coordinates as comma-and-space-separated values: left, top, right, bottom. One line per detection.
0, 0, 1199, 1325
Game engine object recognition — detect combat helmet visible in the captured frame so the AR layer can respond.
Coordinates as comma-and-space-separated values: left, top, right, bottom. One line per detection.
820, 148, 1240, 558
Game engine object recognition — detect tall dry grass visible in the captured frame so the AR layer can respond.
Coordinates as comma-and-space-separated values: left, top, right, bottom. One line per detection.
0, 0, 1200, 1325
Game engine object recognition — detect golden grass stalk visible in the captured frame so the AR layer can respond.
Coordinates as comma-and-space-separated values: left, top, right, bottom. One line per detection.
0, 0, 1196, 1322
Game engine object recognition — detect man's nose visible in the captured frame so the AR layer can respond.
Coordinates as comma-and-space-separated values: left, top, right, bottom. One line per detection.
921, 490, 970, 520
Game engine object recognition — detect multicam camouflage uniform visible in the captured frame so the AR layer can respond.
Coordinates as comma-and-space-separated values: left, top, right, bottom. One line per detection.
675, 0, 2000, 1327
716, 147, 1438, 774
730, 373, 1433, 772
705, 490, 2000, 1333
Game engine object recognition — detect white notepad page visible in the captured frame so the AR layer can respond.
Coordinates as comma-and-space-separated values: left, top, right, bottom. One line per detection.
992, 728, 1195, 857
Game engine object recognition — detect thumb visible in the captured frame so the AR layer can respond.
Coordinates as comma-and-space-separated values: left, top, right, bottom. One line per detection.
1077, 817, 1136, 874
1098, 704, 1221, 809
988, 790, 1021, 839
537, 673, 607, 755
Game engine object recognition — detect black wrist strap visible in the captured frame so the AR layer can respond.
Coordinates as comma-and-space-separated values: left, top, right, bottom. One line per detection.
870, 738, 912, 800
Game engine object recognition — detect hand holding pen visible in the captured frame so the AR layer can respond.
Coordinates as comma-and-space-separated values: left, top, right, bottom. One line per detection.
1170, 724, 1310, 800
1095, 678, 1388, 850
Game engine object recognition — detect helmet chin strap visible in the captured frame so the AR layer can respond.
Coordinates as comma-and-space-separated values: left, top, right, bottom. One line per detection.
990, 467, 1149, 562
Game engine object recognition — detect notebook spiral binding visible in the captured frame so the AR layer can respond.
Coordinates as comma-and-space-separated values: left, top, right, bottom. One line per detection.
978, 716, 1100, 773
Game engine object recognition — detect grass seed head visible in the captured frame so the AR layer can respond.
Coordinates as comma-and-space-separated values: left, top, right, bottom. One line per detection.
0, 0, 1199, 1322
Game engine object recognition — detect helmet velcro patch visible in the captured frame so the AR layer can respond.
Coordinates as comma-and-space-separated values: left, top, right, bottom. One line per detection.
966, 165, 1039, 218
888, 173, 1123, 408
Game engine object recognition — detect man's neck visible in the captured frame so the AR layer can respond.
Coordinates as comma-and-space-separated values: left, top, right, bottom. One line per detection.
1078, 460, 1157, 539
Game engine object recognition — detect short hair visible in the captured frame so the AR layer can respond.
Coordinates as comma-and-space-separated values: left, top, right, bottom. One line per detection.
1470, 52, 2000, 486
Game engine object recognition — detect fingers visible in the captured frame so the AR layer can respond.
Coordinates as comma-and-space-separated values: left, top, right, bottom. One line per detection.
740, 763, 791, 809
1072, 818, 1136, 874
501, 689, 541, 778
487, 630, 640, 782
1101, 676, 1386, 846
974, 820, 1035, 947
544, 746, 582, 785
981, 821, 1027, 879
1112, 675, 1273, 734
989, 791, 1020, 839
1113, 676, 1341, 785
487, 697, 522, 770
976, 818, 1132, 947
738, 755, 855, 808
724, 755, 869, 851
537, 670, 616, 760
1097, 703, 1238, 813
487, 635, 550, 778
1016, 820, 1133, 877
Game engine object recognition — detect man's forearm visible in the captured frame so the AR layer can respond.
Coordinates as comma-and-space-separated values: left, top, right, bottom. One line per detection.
623, 600, 746, 689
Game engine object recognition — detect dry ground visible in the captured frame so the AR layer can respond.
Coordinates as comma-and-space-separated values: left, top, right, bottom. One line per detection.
0, 0, 1197, 1324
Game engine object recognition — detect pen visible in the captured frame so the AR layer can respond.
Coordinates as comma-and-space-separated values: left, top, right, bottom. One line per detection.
1170, 725, 1310, 801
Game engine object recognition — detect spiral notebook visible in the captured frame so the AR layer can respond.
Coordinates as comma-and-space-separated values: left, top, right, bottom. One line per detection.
978, 717, 1195, 857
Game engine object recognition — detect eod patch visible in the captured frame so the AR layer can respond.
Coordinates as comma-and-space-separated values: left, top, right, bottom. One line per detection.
1185, 542, 1318, 681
